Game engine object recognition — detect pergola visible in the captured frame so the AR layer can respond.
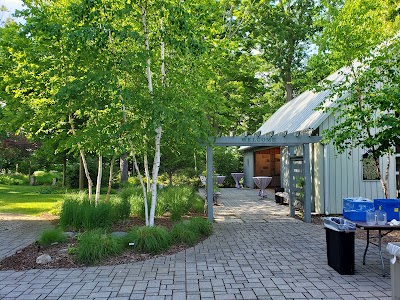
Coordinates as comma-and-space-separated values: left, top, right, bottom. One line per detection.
206, 134, 322, 223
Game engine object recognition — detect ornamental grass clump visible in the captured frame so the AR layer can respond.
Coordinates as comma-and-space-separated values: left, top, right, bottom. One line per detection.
125, 226, 171, 254
76, 229, 125, 265
187, 217, 213, 236
159, 185, 193, 221
38, 228, 67, 246
190, 194, 206, 214
170, 221, 199, 246
111, 196, 131, 221
60, 192, 131, 231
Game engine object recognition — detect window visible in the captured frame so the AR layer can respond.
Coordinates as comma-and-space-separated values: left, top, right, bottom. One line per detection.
362, 151, 380, 181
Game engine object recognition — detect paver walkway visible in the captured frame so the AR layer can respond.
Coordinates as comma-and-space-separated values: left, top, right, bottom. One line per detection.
0, 214, 52, 261
0, 188, 393, 299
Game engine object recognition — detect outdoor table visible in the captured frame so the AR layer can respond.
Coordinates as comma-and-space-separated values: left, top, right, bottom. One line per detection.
231, 172, 244, 188
355, 222, 400, 277
252, 176, 272, 198
215, 175, 226, 186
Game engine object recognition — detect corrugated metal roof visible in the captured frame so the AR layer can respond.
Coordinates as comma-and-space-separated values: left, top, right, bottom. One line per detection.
255, 67, 349, 136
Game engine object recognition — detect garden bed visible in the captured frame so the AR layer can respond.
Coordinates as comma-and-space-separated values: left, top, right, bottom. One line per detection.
0, 215, 208, 271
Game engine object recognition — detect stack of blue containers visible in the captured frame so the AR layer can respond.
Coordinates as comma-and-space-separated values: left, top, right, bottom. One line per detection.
343, 197, 400, 222
343, 197, 374, 222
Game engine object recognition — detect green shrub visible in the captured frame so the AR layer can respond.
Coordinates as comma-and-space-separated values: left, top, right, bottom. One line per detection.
0, 174, 28, 185
158, 168, 200, 186
33, 170, 62, 185
170, 222, 199, 246
125, 226, 171, 254
120, 186, 143, 201
188, 217, 213, 236
38, 228, 67, 246
76, 229, 125, 265
48, 200, 63, 216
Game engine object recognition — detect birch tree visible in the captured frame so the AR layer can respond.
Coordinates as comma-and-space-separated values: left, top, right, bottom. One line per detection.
316, 0, 400, 198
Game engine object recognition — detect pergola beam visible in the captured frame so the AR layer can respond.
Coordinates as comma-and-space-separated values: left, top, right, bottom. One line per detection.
213, 135, 321, 146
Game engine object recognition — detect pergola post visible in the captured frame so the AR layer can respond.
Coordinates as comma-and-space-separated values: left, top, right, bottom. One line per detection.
303, 144, 312, 223
206, 145, 214, 222
288, 146, 296, 217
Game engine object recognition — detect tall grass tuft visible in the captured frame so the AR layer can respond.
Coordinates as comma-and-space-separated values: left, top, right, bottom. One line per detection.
125, 226, 171, 254
187, 217, 213, 236
59, 192, 130, 231
190, 194, 206, 213
111, 196, 131, 220
159, 185, 194, 221
76, 229, 125, 265
170, 222, 199, 246
38, 228, 67, 246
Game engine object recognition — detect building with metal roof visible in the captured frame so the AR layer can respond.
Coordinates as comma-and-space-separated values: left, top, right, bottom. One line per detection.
241, 66, 399, 215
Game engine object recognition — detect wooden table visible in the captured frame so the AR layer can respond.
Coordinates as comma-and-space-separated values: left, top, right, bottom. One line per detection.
356, 222, 400, 276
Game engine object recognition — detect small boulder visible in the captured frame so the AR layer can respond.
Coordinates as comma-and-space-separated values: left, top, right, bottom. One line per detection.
64, 232, 76, 238
58, 248, 69, 254
36, 254, 52, 264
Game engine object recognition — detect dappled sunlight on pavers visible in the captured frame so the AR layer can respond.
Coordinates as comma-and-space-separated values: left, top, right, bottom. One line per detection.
0, 188, 393, 299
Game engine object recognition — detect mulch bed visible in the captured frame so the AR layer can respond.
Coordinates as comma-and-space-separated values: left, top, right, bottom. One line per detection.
0, 215, 204, 271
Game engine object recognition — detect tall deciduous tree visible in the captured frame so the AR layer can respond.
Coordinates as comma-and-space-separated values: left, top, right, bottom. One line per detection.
245, 0, 320, 102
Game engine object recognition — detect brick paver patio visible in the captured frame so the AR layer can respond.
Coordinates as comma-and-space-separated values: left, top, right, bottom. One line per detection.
0, 188, 393, 299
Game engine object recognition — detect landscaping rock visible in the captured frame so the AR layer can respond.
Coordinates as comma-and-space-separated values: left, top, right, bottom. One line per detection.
64, 232, 76, 238
36, 254, 52, 264
58, 248, 69, 255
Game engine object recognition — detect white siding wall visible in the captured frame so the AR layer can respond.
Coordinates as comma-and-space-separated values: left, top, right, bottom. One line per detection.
321, 114, 397, 214
243, 151, 255, 188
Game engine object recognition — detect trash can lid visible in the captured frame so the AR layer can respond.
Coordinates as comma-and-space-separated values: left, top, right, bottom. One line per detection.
324, 217, 356, 232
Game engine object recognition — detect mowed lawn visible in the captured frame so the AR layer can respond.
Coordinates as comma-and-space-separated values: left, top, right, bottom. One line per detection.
0, 184, 64, 215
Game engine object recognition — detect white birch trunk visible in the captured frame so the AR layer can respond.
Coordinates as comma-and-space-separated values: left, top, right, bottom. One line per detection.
144, 154, 151, 192
95, 155, 102, 205
382, 153, 390, 199
131, 142, 149, 226
142, 3, 155, 226
121, 100, 150, 226
69, 115, 93, 201
80, 149, 93, 201
150, 127, 162, 226
141, 5, 153, 94
149, 18, 165, 226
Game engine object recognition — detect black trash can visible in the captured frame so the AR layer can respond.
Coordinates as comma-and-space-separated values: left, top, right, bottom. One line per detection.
324, 217, 355, 275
